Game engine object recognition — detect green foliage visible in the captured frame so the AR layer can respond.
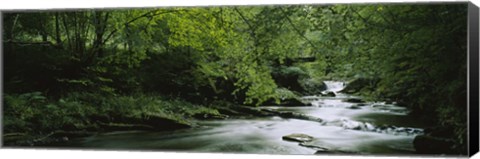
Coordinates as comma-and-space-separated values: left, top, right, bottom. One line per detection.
274, 88, 300, 100
3, 4, 468, 153
306, 4, 467, 152
3, 92, 220, 134
3, 6, 324, 105
3, 92, 93, 133
3, 92, 45, 133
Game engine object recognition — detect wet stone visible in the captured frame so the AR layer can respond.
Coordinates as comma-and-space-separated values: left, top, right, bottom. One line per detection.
314, 149, 360, 155
346, 105, 361, 109
320, 91, 336, 97
356, 103, 368, 106
342, 98, 365, 103
299, 142, 329, 151
300, 140, 357, 154
282, 133, 314, 142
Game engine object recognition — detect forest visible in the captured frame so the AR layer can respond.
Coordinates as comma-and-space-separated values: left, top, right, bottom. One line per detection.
2, 3, 468, 155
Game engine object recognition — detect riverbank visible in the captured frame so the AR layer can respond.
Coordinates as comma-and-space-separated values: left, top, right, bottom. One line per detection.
3, 91, 322, 147
3, 92, 222, 146
338, 78, 468, 155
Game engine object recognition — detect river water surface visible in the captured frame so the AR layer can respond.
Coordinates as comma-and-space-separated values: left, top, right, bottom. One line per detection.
46, 81, 427, 155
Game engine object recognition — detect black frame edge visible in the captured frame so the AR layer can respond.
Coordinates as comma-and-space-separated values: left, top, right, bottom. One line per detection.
0, 11, 4, 148
468, 2, 480, 157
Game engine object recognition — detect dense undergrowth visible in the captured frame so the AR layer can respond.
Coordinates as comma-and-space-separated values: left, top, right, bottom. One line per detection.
3, 92, 221, 137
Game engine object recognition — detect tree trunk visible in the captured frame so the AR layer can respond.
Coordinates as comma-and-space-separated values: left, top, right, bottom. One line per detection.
62, 13, 73, 54
55, 13, 63, 46
9, 14, 20, 41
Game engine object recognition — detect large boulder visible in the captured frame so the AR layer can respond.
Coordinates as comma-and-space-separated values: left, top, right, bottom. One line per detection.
339, 78, 379, 94
282, 133, 314, 142
413, 126, 460, 154
277, 111, 323, 123
259, 109, 323, 123
271, 66, 309, 94
299, 79, 328, 95
300, 140, 360, 154
314, 150, 359, 154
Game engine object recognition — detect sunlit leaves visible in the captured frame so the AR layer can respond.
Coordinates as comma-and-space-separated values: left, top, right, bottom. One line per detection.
166, 8, 229, 51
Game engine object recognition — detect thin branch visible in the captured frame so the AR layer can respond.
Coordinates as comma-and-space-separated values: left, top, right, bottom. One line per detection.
233, 7, 256, 38
10, 14, 20, 40
125, 10, 180, 26
4, 40, 54, 46
351, 8, 383, 30
101, 10, 180, 45
279, 8, 319, 52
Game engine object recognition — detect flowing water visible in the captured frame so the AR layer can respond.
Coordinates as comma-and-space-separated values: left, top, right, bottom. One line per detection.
45, 81, 428, 155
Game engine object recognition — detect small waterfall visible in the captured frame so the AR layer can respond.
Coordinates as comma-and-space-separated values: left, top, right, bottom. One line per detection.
323, 81, 345, 92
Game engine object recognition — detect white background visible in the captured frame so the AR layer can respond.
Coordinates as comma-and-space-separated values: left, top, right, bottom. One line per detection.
0, 0, 473, 10
0, 0, 479, 159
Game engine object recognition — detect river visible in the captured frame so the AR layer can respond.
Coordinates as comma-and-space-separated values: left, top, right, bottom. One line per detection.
43, 81, 427, 155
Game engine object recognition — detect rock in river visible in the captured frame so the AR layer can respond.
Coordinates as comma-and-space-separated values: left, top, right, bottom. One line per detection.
342, 98, 365, 103
282, 133, 314, 142
314, 149, 359, 154
300, 140, 360, 154
320, 91, 336, 97
346, 105, 361, 109
355, 103, 368, 107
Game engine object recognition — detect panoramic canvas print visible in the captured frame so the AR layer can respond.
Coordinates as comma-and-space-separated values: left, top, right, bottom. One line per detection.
2, 3, 469, 156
